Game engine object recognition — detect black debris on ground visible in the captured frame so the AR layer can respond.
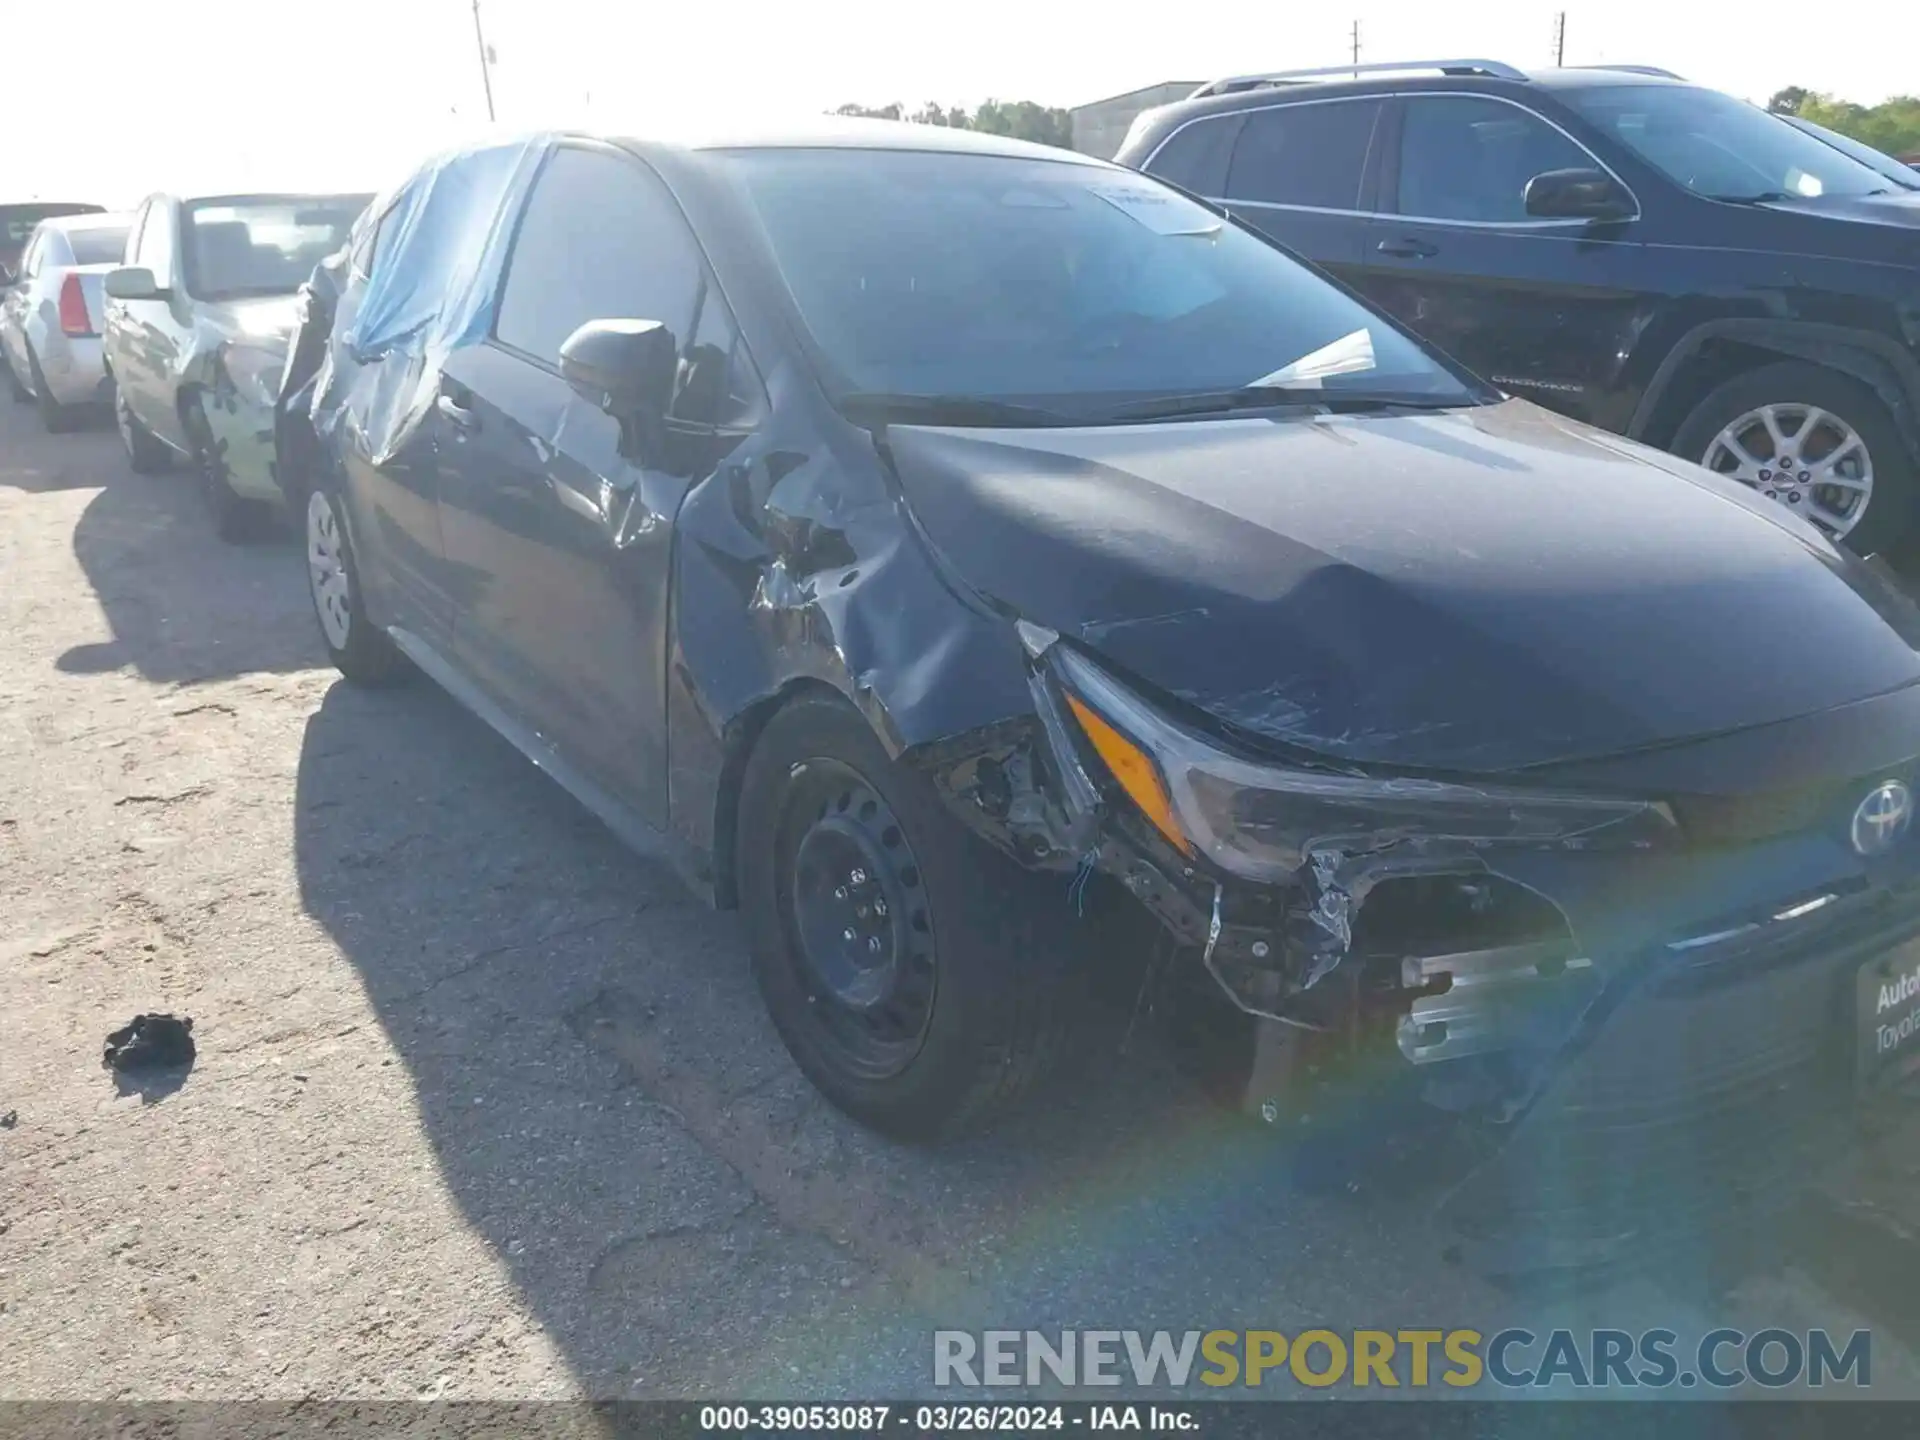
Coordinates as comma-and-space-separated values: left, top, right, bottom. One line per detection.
102, 1013, 196, 1073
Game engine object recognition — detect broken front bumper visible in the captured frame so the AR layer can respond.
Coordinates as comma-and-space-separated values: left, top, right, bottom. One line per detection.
921, 638, 1920, 1264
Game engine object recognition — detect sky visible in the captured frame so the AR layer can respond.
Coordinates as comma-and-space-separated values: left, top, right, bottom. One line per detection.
13, 0, 1917, 205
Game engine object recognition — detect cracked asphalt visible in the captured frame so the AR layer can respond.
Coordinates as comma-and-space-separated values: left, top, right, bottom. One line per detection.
4, 395, 1920, 1404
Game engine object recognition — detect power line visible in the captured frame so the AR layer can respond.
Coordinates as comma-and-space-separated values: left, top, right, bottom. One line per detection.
1553, 10, 1566, 67
470, 0, 497, 124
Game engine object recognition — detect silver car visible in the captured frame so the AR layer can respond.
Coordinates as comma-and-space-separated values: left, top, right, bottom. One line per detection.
102, 190, 369, 540
1, 212, 131, 431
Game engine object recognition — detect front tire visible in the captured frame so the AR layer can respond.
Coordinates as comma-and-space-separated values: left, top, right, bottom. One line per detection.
1672, 362, 1915, 556
736, 694, 1081, 1140
113, 382, 172, 474
5, 349, 30, 403
183, 397, 272, 544
305, 483, 406, 685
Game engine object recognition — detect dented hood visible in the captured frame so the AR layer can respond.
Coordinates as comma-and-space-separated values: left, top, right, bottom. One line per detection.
886, 398, 1920, 773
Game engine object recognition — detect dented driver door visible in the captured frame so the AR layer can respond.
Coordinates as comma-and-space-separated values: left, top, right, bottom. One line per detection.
432, 145, 719, 830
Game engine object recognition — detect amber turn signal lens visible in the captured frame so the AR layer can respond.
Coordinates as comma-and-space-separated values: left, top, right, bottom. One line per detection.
1064, 692, 1193, 855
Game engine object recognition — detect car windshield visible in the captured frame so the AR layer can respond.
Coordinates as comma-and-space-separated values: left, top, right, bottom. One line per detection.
66, 225, 129, 265
182, 195, 369, 299
718, 148, 1478, 417
1563, 85, 1892, 201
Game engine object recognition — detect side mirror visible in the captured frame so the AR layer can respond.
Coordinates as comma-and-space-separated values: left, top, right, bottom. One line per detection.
1523, 168, 1635, 222
104, 266, 164, 301
559, 318, 677, 424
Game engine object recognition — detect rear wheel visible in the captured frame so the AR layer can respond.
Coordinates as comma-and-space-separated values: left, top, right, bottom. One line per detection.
1673, 362, 1915, 556
305, 482, 406, 685
113, 381, 171, 474
26, 348, 78, 433
736, 694, 1081, 1139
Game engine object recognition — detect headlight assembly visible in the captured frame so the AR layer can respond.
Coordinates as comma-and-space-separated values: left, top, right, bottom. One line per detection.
1047, 643, 1674, 883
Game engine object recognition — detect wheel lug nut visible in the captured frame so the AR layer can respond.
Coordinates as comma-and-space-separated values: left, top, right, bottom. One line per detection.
874, 899, 887, 917
842, 927, 856, 942
834, 886, 847, 901
868, 936, 883, 953
849, 868, 868, 885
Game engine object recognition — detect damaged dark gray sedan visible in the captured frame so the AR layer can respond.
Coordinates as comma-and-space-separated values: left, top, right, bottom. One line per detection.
283, 122, 1920, 1263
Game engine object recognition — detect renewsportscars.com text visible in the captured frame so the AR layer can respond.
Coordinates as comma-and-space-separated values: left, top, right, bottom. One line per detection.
933, 1328, 1872, 1391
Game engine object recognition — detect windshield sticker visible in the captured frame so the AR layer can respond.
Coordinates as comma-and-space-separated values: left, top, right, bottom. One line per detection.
1247, 328, 1378, 389
1089, 184, 1222, 236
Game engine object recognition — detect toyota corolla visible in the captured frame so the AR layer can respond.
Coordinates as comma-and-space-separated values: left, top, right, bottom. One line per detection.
280, 122, 1920, 1267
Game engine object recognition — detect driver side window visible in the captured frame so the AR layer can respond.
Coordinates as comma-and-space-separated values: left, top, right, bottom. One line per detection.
1396, 97, 1598, 223
495, 147, 761, 426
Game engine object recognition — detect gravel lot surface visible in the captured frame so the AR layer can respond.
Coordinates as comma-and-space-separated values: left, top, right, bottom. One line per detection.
3, 396, 1918, 1405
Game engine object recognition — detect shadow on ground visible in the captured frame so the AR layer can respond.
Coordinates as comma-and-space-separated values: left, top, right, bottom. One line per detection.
0, 399, 119, 494
49, 422, 317, 685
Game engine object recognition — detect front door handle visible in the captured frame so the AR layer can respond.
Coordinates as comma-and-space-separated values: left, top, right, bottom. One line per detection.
1376, 237, 1439, 259
436, 393, 479, 434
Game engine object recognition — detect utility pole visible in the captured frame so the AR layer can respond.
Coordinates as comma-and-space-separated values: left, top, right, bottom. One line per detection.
1552, 11, 1566, 67
1350, 19, 1361, 77
470, 0, 497, 124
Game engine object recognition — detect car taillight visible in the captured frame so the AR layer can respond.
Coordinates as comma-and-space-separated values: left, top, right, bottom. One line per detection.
58, 274, 93, 337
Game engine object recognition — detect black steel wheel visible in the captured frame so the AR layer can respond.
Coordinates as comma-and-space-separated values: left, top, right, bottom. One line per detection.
736, 693, 1083, 1139
780, 761, 939, 1080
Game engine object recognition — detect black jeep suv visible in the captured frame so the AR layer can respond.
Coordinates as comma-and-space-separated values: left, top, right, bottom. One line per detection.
1117, 61, 1920, 556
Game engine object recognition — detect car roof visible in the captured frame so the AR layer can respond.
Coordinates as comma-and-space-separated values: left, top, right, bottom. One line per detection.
153, 190, 375, 207
41, 211, 131, 233
1131, 63, 1695, 135
609, 114, 1109, 167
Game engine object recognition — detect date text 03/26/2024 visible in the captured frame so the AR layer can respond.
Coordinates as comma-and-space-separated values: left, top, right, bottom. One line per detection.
700, 1407, 1188, 1432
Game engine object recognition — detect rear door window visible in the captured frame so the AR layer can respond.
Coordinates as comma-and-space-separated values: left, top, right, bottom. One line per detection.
1394, 97, 1598, 222
1223, 100, 1382, 210
1145, 115, 1243, 197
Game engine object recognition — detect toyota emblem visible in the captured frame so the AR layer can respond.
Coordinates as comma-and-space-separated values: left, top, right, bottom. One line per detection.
1851, 780, 1913, 857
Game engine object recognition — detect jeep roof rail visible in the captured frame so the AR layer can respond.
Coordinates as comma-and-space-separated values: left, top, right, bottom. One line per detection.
1190, 58, 1526, 98
1588, 64, 1685, 79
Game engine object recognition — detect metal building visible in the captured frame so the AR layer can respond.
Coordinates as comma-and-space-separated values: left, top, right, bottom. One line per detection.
1068, 81, 1201, 158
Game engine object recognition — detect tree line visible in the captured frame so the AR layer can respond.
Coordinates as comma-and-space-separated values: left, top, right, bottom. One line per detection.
832, 100, 1073, 150
1767, 88, 1920, 157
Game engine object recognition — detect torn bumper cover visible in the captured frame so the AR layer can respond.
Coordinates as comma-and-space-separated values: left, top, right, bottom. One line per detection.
919, 628, 1920, 1266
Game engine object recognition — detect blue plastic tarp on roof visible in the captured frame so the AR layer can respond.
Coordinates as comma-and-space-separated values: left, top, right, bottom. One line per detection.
314, 134, 552, 465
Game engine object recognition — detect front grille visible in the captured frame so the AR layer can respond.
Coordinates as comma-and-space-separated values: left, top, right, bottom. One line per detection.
1439, 877, 1920, 1272
1669, 765, 1918, 847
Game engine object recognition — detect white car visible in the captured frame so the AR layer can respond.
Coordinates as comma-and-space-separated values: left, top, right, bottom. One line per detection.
2, 212, 131, 431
